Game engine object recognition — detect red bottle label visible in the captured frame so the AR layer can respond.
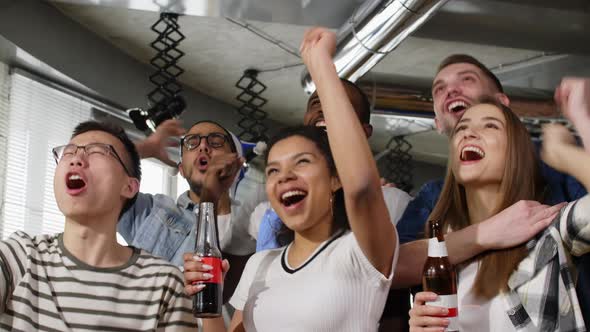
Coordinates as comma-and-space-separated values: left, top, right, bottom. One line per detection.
426, 294, 459, 331
192, 257, 223, 285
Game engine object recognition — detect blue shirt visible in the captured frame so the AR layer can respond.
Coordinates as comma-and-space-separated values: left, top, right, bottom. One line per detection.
255, 208, 282, 251
118, 191, 259, 266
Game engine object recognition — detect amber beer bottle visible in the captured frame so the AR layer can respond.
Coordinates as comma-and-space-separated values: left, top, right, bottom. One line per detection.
422, 220, 459, 331
192, 202, 223, 318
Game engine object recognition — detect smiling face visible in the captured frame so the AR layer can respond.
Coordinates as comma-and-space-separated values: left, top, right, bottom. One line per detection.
432, 63, 507, 135
179, 122, 234, 193
450, 104, 508, 187
265, 135, 340, 233
53, 130, 138, 221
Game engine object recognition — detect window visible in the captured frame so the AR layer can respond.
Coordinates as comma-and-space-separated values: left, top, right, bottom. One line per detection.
176, 171, 190, 197
0, 71, 94, 239
140, 159, 167, 195
0, 69, 177, 239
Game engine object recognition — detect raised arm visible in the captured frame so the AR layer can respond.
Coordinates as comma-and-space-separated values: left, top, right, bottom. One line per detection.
300, 27, 396, 275
543, 124, 590, 190
555, 78, 590, 152
542, 123, 590, 255
134, 119, 185, 167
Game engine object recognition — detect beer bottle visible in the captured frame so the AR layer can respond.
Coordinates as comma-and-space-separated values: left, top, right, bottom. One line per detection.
422, 220, 459, 331
192, 202, 223, 317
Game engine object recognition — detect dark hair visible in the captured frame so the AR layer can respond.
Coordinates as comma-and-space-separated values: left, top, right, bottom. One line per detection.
185, 120, 237, 154
437, 54, 504, 93
264, 126, 349, 246
71, 121, 141, 214
340, 78, 371, 124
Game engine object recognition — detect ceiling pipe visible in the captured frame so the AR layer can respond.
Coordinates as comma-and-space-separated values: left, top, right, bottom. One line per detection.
301, 0, 449, 95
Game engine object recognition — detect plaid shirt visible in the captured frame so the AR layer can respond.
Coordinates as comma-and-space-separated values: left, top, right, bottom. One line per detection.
503, 195, 590, 332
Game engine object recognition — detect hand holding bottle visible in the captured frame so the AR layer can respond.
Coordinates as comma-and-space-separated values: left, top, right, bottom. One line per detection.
183, 253, 230, 296
409, 291, 452, 332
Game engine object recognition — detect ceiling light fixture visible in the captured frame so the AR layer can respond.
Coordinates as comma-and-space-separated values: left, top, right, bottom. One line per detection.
234, 69, 269, 142
128, 12, 186, 133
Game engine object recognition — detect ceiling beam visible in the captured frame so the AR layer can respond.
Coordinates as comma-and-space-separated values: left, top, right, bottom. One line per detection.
360, 82, 559, 118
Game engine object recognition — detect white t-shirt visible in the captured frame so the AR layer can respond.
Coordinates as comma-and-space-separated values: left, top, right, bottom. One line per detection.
229, 231, 398, 331
248, 187, 411, 240
457, 260, 514, 331
218, 173, 267, 255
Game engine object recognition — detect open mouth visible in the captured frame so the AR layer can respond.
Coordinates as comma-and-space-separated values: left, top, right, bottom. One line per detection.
460, 145, 485, 161
197, 156, 209, 171
314, 120, 326, 128
66, 173, 86, 191
448, 100, 468, 114
280, 190, 307, 207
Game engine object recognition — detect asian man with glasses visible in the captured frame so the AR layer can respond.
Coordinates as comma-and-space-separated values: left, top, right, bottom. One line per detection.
0, 120, 197, 330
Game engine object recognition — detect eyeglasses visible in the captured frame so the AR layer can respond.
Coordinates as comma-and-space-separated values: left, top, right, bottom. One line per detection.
52, 143, 132, 176
181, 133, 228, 151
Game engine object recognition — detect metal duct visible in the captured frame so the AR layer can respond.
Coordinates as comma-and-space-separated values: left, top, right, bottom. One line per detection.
301, 0, 449, 95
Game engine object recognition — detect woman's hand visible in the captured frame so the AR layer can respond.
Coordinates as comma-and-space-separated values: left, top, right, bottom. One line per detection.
299, 27, 337, 78
541, 123, 577, 173
409, 292, 451, 332
183, 253, 230, 296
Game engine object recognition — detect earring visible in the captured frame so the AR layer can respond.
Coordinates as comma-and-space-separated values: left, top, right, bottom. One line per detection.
329, 192, 334, 219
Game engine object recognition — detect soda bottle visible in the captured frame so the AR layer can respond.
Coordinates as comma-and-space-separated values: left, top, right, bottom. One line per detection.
192, 202, 223, 317
422, 220, 459, 331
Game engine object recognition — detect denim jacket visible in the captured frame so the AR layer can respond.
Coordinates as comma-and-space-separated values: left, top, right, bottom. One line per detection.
118, 191, 259, 266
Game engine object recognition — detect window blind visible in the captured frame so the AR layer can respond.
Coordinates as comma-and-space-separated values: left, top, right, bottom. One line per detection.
0, 63, 10, 237
1, 71, 93, 238
0, 69, 176, 240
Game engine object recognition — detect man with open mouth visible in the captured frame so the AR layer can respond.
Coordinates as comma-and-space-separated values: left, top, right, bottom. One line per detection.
117, 119, 266, 263
117, 119, 268, 306
0, 121, 195, 330
392, 54, 590, 325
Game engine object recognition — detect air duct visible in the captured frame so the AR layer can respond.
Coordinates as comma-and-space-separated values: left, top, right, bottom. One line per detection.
301, 0, 449, 94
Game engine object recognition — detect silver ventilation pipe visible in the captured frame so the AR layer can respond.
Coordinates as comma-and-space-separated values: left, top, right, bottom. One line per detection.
301, 0, 449, 94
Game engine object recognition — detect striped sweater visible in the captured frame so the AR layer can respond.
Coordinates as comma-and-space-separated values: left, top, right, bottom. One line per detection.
0, 231, 197, 331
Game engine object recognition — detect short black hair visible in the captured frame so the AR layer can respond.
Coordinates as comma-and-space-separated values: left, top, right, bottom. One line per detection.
71, 121, 141, 214
340, 78, 371, 124
264, 126, 349, 246
437, 54, 504, 93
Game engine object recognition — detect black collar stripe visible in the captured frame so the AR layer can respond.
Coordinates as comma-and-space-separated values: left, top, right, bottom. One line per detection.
281, 229, 346, 274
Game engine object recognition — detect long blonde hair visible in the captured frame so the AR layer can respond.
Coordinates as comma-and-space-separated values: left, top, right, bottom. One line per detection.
429, 97, 545, 299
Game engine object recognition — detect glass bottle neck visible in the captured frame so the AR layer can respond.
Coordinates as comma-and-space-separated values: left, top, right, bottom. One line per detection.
195, 202, 221, 257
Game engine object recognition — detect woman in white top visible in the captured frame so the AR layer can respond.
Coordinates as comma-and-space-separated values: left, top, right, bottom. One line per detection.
409, 91, 590, 331
184, 27, 398, 332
